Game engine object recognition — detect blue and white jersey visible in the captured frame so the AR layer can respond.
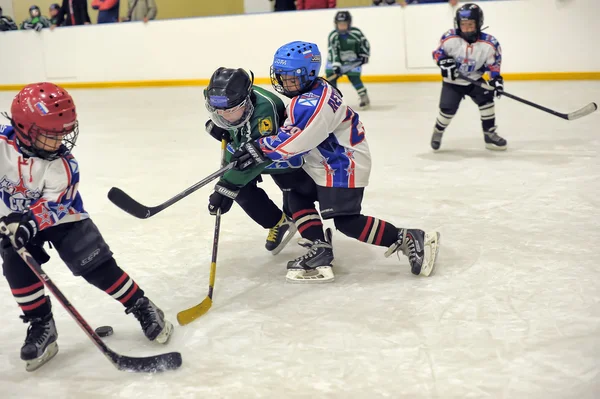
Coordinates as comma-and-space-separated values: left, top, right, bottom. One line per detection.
0, 125, 88, 230
433, 30, 502, 86
257, 80, 372, 188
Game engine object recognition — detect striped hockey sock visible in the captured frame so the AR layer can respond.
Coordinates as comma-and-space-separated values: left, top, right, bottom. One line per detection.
82, 258, 144, 308
479, 102, 496, 131
12, 281, 51, 318
434, 110, 455, 133
293, 208, 325, 242
335, 215, 399, 247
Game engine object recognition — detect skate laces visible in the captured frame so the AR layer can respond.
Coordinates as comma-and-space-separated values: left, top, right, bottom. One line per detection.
292, 239, 328, 263
21, 315, 51, 346
267, 215, 288, 243
401, 232, 422, 265
125, 298, 158, 330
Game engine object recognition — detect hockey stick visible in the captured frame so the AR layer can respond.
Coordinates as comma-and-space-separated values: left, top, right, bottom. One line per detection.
177, 139, 227, 325
458, 73, 598, 120
108, 163, 234, 219
0, 222, 182, 372
326, 60, 364, 80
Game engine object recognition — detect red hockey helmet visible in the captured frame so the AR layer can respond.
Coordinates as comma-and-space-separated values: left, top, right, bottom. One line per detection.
9, 82, 78, 159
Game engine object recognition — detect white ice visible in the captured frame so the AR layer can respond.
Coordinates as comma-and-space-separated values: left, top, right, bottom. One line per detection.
0, 81, 598, 399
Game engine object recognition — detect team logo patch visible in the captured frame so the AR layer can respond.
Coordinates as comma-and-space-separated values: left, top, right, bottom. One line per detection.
298, 92, 320, 107
35, 102, 49, 115
258, 117, 273, 135
209, 96, 228, 108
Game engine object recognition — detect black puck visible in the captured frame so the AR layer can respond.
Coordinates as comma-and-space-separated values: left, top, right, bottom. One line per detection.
95, 325, 114, 337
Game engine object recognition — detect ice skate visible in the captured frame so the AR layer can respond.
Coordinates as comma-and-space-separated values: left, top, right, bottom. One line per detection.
431, 131, 443, 150
265, 214, 297, 255
484, 127, 507, 151
385, 228, 441, 276
20, 312, 59, 372
126, 297, 173, 344
286, 228, 334, 283
359, 93, 370, 110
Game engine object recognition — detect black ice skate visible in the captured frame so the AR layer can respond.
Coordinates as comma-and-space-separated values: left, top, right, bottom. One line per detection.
125, 297, 173, 344
359, 93, 370, 110
431, 131, 443, 150
286, 228, 334, 283
265, 214, 297, 255
20, 312, 59, 372
484, 127, 507, 151
385, 228, 441, 276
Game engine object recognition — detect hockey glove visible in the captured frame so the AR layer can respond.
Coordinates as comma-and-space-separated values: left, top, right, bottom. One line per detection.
332, 65, 342, 77
230, 141, 266, 171
489, 76, 504, 98
437, 57, 458, 80
360, 55, 369, 65
205, 120, 232, 143
34, 22, 44, 32
208, 181, 239, 215
0, 212, 38, 250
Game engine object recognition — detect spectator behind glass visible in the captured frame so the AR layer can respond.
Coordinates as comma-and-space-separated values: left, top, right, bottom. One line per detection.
52, 0, 91, 28
49, 3, 62, 26
20, 5, 51, 31
123, 0, 157, 23
0, 6, 18, 31
91, 0, 120, 24
270, 0, 296, 12
296, 0, 336, 10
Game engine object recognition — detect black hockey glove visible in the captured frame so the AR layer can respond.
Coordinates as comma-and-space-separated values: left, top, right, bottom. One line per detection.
332, 65, 342, 76
437, 57, 457, 80
208, 181, 239, 215
359, 55, 369, 65
0, 212, 38, 250
205, 120, 232, 143
230, 141, 267, 171
489, 76, 504, 98
34, 22, 44, 32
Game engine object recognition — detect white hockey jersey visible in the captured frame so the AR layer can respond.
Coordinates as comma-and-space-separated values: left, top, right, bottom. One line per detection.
433, 29, 502, 86
0, 125, 88, 230
258, 80, 372, 188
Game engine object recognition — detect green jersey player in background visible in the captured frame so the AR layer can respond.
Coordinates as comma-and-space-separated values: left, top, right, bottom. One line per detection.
325, 11, 371, 109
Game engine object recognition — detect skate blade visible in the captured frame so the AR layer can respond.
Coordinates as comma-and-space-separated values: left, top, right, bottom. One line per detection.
419, 232, 441, 277
485, 143, 507, 151
286, 266, 335, 283
270, 223, 298, 256
25, 341, 58, 372
155, 320, 174, 345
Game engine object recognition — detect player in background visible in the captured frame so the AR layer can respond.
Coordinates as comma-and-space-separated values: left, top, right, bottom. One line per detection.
204, 68, 298, 254
0, 83, 173, 372
325, 11, 371, 109
20, 5, 51, 31
230, 41, 441, 283
431, 3, 506, 151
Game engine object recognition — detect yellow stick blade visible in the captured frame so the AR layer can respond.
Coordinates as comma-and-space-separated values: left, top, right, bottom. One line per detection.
176, 297, 212, 326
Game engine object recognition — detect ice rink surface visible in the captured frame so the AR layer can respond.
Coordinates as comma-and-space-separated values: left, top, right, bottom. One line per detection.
0, 81, 598, 398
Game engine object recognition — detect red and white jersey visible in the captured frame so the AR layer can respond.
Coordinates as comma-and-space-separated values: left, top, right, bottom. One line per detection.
258, 79, 372, 188
0, 125, 88, 230
432, 30, 502, 86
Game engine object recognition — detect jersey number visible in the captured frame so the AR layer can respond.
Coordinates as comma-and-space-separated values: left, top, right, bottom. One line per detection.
347, 108, 365, 146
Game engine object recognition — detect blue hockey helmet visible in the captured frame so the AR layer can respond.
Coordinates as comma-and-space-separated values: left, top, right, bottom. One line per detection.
270, 41, 322, 98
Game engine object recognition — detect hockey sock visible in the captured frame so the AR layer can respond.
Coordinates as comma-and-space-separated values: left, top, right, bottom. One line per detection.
3, 254, 51, 318
82, 258, 144, 309
293, 208, 325, 242
434, 108, 456, 133
348, 74, 366, 96
479, 102, 496, 131
334, 215, 399, 247
236, 183, 283, 229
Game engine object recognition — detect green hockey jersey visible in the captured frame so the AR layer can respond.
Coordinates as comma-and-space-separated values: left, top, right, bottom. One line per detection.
217, 86, 293, 188
327, 27, 370, 69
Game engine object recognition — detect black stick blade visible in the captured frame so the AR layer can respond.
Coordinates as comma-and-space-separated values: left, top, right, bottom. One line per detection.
111, 351, 182, 373
107, 187, 152, 219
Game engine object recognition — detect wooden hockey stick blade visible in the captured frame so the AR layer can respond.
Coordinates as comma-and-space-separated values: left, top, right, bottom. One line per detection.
567, 102, 597, 120
177, 297, 212, 326
108, 163, 234, 219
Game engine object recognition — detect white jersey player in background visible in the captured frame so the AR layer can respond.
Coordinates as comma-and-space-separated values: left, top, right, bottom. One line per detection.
229, 41, 441, 283
431, 3, 506, 151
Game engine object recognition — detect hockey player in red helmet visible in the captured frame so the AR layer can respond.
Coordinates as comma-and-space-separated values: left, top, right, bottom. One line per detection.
0, 83, 173, 372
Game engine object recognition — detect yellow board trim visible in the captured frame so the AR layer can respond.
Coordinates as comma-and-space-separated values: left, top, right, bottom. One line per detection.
1, 72, 598, 91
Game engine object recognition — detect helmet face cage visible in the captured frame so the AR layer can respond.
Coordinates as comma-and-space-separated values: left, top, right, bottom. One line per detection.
206, 96, 254, 129
9, 115, 79, 160
270, 66, 315, 98
335, 11, 352, 33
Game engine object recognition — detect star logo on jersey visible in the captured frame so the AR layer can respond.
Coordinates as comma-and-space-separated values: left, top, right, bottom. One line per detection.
344, 149, 355, 159
0, 175, 41, 212
35, 206, 54, 229
12, 177, 30, 197
56, 204, 69, 217
258, 117, 273, 135
298, 92, 320, 107
320, 158, 335, 177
